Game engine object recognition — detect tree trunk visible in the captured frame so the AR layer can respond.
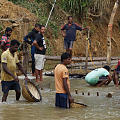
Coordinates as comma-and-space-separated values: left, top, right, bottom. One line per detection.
23, 22, 29, 74
107, 0, 119, 65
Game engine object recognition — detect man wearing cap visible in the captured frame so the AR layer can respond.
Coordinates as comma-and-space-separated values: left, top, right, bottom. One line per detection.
1, 27, 12, 51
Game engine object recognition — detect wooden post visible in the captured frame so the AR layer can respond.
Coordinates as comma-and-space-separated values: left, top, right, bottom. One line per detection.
23, 21, 29, 74
85, 30, 90, 73
107, 0, 119, 65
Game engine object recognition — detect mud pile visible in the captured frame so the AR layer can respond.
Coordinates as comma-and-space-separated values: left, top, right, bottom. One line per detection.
0, 0, 37, 42
0, 0, 120, 57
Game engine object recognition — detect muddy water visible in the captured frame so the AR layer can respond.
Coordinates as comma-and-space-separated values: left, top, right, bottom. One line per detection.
0, 76, 120, 120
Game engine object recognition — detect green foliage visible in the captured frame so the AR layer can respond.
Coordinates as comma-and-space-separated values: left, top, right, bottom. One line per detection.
8, 0, 61, 55
35, 0, 47, 3
8, 0, 24, 3
45, 38, 52, 55
0, 25, 3, 32
9, 0, 59, 38
60, 0, 91, 18
0, 25, 3, 37
60, 0, 111, 18
49, 22, 58, 38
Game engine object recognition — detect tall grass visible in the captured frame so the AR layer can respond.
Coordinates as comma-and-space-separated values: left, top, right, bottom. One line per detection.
61, 0, 111, 18
61, 0, 90, 18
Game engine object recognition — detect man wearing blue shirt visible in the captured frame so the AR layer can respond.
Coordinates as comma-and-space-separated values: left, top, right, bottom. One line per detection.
61, 16, 88, 56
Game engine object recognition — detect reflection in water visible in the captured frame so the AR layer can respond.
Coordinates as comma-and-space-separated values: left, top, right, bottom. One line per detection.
0, 77, 120, 120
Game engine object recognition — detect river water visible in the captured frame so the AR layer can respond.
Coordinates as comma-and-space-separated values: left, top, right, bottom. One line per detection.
0, 76, 120, 120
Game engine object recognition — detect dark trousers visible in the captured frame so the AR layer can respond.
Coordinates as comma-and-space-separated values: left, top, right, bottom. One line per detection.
31, 53, 35, 74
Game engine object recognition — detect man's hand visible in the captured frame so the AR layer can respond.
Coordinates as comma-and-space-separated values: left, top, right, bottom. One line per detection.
24, 76, 29, 81
14, 76, 19, 82
83, 26, 90, 31
62, 33, 66, 37
69, 96, 74, 103
39, 47, 43, 51
116, 86, 119, 89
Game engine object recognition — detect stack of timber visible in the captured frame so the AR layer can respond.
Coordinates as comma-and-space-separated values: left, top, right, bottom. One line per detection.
45, 56, 120, 70
45, 56, 119, 62
68, 59, 119, 70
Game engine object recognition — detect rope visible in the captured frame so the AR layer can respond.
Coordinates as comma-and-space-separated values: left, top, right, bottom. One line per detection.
45, 0, 56, 28
86, 34, 97, 69
88, 40, 97, 68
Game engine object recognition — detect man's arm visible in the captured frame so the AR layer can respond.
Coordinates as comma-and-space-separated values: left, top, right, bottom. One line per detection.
75, 23, 88, 31
61, 30, 66, 37
105, 75, 112, 85
16, 62, 27, 78
97, 75, 112, 87
2, 63, 19, 81
63, 78, 74, 103
33, 40, 43, 50
24, 32, 33, 45
61, 24, 66, 37
112, 71, 119, 87
1, 41, 6, 51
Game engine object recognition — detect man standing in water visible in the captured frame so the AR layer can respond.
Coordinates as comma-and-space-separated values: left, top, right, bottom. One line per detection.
24, 23, 40, 76
54, 52, 74, 108
61, 16, 88, 56
33, 25, 46, 83
1, 40, 28, 102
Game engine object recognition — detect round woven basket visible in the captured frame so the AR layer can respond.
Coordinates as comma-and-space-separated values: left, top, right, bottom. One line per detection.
22, 80, 42, 102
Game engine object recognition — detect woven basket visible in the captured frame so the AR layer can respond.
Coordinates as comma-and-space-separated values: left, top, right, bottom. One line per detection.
22, 80, 42, 102
70, 102, 87, 108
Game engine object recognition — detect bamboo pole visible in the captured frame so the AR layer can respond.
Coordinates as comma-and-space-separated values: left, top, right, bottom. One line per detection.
107, 0, 119, 65
45, 0, 56, 28
44, 56, 119, 61
85, 30, 90, 73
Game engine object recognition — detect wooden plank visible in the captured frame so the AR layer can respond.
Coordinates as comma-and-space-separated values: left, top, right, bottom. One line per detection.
45, 55, 120, 62
67, 60, 118, 69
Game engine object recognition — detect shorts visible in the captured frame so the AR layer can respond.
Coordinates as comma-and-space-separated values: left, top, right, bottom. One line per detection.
55, 93, 70, 108
64, 40, 74, 49
99, 76, 107, 80
1, 80, 21, 94
34, 54, 45, 70
115, 70, 120, 74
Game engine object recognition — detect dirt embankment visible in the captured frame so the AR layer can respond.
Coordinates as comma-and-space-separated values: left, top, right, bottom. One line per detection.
0, 0, 120, 57
0, 0, 37, 42
70, 1, 120, 57
50, 0, 120, 57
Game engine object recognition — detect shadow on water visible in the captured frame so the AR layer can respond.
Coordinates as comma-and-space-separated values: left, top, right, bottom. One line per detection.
0, 76, 120, 120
